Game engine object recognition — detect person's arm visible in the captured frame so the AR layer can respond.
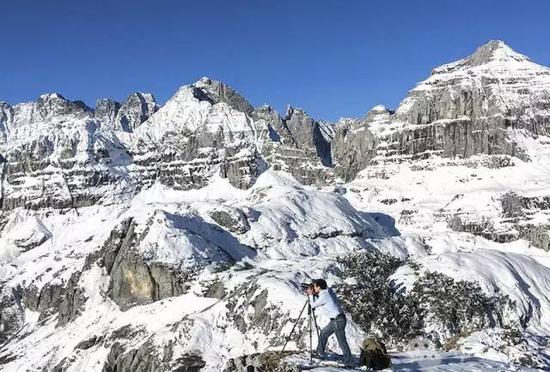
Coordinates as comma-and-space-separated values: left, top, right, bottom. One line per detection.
310, 290, 328, 309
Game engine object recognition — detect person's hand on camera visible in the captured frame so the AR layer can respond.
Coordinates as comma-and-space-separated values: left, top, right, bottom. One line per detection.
305, 287, 313, 295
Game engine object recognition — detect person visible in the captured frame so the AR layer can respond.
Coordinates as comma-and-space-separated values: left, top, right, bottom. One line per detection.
306, 278, 353, 366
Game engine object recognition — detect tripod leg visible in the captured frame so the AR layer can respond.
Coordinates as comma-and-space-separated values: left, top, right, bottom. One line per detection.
281, 299, 309, 353
312, 309, 321, 340
309, 304, 313, 364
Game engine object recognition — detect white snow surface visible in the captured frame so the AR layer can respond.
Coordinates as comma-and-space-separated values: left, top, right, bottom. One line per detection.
3, 156, 550, 371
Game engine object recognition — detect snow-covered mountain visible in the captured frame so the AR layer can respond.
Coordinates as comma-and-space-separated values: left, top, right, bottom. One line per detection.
1, 40, 550, 371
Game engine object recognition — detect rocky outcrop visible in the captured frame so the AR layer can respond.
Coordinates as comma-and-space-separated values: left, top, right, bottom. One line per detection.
195, 77, 254, 114
87, 209, 256, 310
519, 224, 550, 251
371, 41, 550, 163
501, 192, 550, 218
19, 270, 86, 326
129, 83, 263, 190
35, 93, 92, 119
0, 102, 13, 144
209, 207, 251, 234
282, 106, 332, 167
332, 117, 377, 181
115, 92, 158, 132
94, 98, 121, 128
0, 286, 24, 344
0, 92, 138, 210
448, 191, 550, 251
448, 215, 517, 243
224, 351, 300, 372
102, 340, 206, 372
225, 282, 289, 347
86, 218, 186, 310
251, 105, 334, 185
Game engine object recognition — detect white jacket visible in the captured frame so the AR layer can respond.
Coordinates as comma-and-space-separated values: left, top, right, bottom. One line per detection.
309, 288, 344, 319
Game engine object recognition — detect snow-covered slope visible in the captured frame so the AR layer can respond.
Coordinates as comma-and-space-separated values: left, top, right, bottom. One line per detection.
2, 40, 550, 371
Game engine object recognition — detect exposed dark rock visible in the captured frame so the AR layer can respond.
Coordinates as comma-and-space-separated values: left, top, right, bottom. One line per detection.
18, 269, 86, 326
224, 351, 300, 372
449, 192, 550, 251
195, 77, 254, 114
109, 324, 145, 341
36, 93, 92, 119
202, 280, 226, 299
282, 106, 332, 167
75, 335, 104, 350
448, 215, 517, 243
0, 286, 24, 344
0, 353, 17, 365
109, 252, 189, 310
95, 98, 121, 128
209, 208, 250, 234
502, 192, 526, 218
173, 353, 207, 372
331, 118, 377, 181
87, 217, 187, 310
23, 279, 65, 321
57, 271, 88, 326
115, 92, 158, 132
102, 340, 205, 372
225, 282, 288, 347
518, 224, 550, 252
375, 42, 550, 163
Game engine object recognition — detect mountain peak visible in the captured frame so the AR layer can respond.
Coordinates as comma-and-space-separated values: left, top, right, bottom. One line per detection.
193, 77, 254, 114
38, 92, 66, 101
467, 40, 528, 66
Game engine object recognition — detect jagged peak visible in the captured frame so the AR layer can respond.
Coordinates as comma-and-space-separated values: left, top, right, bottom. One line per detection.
369, 104, 391, 114
192, 77, 254, 114
38, 92, 66, 101
257, 103, 273, 111
130, 91, 155, 100
123, 92, 157, 105
432, 40, 533, 76
35, 92, 92, 113
467, 40, 529, 66
284, 105, 308, 121
365, 104, 393, 125
95, 97, 120, 106
194, 76, 213, 86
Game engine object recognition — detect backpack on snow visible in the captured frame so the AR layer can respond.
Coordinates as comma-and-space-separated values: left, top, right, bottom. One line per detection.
359, 337, 392, 370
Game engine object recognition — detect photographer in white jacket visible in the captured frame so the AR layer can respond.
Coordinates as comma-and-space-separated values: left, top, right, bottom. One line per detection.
306, 278, 352, 366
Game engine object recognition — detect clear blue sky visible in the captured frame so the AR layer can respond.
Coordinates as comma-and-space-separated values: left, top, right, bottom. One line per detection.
1, 0, 549, 121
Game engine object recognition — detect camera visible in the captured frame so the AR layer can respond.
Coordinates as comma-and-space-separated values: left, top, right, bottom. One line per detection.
300, 282, 314, 291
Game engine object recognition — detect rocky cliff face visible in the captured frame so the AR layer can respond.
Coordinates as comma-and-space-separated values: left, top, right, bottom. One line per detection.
0, 76, 341, 211
368, 40, 550, 164
3, 40, 549, 209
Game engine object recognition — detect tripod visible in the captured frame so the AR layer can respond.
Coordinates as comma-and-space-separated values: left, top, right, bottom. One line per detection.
281, 297, 322, 364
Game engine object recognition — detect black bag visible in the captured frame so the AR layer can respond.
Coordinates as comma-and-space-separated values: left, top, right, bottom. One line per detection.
360, 338, 391, 370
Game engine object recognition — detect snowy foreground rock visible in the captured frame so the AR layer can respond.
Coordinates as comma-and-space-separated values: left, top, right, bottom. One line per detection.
1, 40, 550, 371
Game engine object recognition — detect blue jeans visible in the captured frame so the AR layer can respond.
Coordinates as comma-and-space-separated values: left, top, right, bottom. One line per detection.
317, 315, 352, 365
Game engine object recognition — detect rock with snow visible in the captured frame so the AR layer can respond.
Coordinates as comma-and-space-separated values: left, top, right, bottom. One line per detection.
114, 92, 158, 132
94, 98, 121, 128
331, 117, 376, 181
376, 40, 550, 162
